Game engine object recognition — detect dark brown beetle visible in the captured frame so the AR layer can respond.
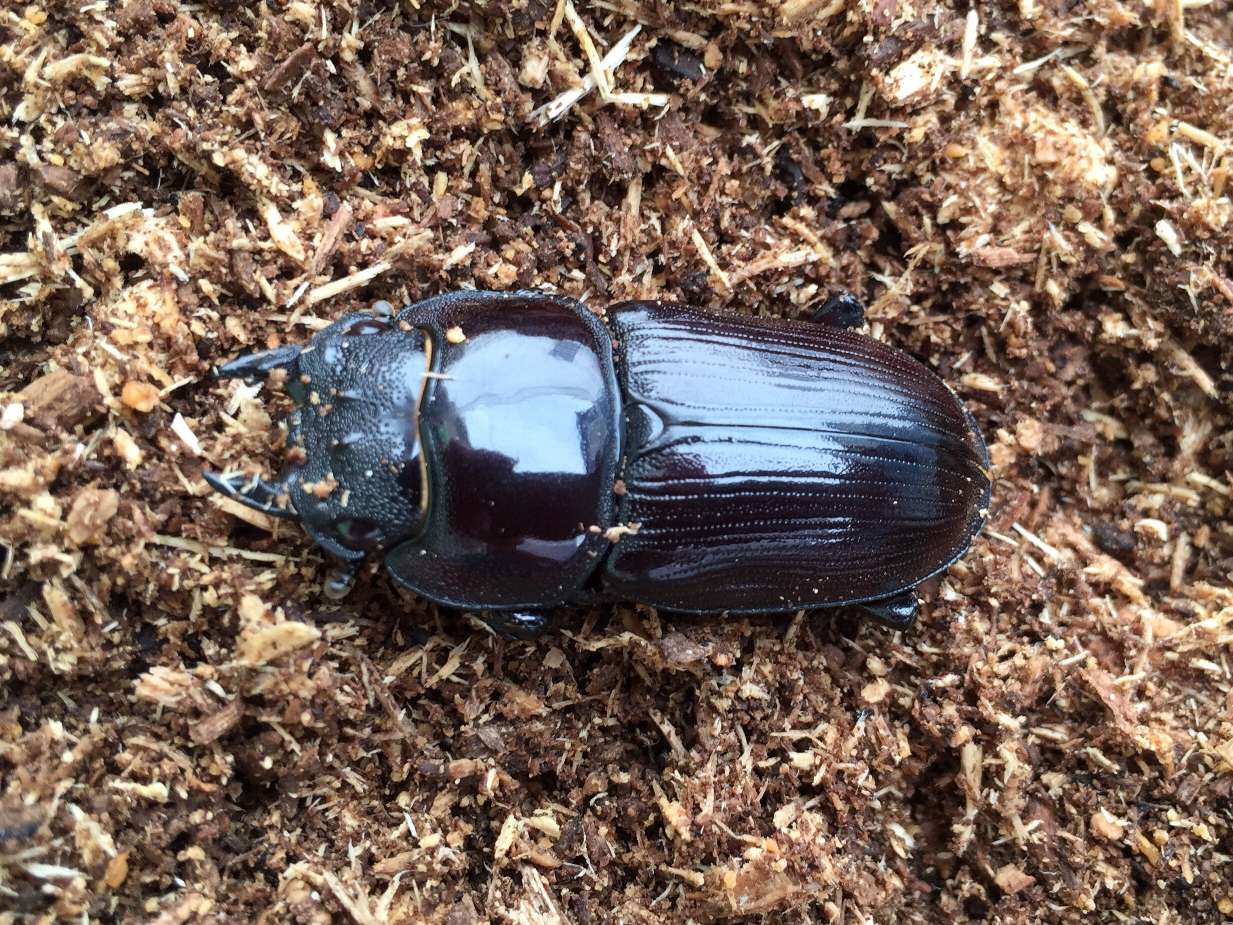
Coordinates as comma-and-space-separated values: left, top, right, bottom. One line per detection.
207, 290, 990, 637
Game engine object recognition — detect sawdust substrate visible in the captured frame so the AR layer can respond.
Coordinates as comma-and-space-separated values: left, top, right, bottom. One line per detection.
2, 0, 1233, 922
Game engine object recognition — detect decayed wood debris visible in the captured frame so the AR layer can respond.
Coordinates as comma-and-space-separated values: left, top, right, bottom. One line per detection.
1, 0, 1231, 922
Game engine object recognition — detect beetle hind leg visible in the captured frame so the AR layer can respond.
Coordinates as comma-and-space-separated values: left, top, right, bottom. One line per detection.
859, 590, 918, 630
812, 291, 865, 329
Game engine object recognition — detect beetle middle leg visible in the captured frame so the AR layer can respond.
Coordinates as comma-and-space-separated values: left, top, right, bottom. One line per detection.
857, 590, 918, 630
812, 291, 866, 329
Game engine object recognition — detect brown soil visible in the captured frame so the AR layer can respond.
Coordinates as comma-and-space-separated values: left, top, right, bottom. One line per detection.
2, 1, 1232, 922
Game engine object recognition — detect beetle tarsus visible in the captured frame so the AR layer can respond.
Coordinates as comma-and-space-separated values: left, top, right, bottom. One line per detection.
203, 470, 296, 519
483, 610, 555, 640
812, 291, 865, 329
324, 560, 361, 600
858, 591, 918, 630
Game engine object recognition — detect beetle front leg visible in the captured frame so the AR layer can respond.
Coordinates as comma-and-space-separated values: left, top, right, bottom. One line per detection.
812, 291, 865, 329
858, 590, 918, 630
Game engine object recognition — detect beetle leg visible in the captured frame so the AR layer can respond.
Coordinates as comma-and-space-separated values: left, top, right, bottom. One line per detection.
482, 610, 556, 640
811, 291, 865, 329
203, 470, 297, 519
215, 344, 303, 381
859, 590, 918, 630
323, 559, 361, 600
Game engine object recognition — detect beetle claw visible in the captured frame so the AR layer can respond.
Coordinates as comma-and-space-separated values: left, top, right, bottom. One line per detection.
482, 610, 556, 639
203, 470, 297, 519
323, 560, 360, 600
215, 344, 303, 381
859, 590, 918, 630
812, 291, 866, 329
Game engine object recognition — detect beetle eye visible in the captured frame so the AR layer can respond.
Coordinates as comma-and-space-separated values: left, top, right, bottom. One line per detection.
335, 518, 382, 548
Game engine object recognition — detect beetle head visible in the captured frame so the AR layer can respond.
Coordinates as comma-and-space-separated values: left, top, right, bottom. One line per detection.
208, 310, 428, 568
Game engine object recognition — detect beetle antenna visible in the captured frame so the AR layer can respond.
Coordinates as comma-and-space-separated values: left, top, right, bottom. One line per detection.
215, 344, 303, 381
203, 470, 297, 519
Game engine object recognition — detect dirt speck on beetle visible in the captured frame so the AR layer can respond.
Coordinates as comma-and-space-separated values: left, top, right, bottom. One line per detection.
1, 1, 1232, 922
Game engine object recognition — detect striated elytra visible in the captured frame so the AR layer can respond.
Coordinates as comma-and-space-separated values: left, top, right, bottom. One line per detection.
206, 290, 991, 638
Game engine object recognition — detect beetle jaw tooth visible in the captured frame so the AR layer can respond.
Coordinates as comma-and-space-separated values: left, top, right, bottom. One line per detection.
215, 344, 303, 381
203, 470, 297, 519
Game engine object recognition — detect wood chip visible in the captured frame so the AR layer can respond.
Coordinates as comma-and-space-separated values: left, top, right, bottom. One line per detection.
20, 370, 102, 429
264, 43, 315, 94
1090, 809, 1125, 841
67, 488, 119, 544
121, 381, 160, 412
994, 863, 1036, 894
236, 621, 322, 666
190, 700, 242, 745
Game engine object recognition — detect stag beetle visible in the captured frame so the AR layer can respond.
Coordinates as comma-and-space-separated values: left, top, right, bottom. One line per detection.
206, 290, 990, 638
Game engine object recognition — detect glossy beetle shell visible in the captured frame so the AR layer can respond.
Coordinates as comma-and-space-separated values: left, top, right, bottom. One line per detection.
603, 301, 990, 612
386, 291, 622, 608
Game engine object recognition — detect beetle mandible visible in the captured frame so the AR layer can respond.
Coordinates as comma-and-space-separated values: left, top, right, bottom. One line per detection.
206, 290, 991, 638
